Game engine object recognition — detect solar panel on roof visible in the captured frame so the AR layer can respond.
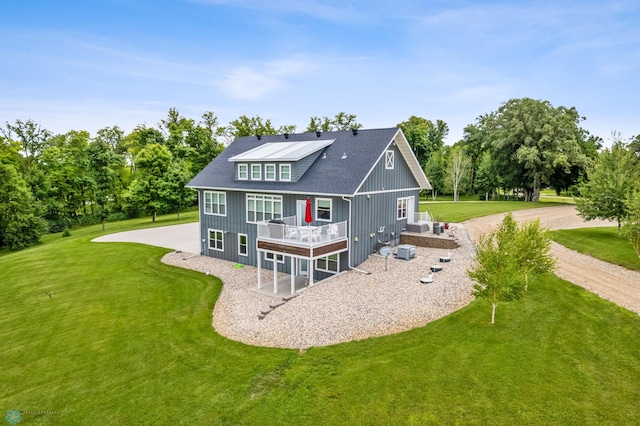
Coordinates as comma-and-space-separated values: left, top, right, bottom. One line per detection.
228, 139, 335, 162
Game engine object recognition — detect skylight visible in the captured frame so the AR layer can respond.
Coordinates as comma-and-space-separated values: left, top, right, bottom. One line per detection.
228, 139, 335, 162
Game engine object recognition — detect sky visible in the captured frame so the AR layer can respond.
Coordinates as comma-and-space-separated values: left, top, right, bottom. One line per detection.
1, 0, 638, 145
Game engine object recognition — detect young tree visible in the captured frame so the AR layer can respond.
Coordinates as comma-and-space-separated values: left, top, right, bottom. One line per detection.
468, 213, 524, 325
576, 142, 639, 235
446, 146, 471, 202
622, 191, 640, 259
515, 219, 556, 291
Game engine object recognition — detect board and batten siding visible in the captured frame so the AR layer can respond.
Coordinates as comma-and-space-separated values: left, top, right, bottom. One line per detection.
348, 189, 420, 267
357, 143, 419, 193
198, 189, 350, 278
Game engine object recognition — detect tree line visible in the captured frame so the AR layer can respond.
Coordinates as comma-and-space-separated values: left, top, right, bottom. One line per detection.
0, 110, 362, 250
2, 98, 639, 253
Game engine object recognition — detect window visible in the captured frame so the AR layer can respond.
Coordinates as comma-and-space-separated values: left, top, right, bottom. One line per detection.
237, 164, 248, 180
238, 233, 248, 256
265, 251, 285, 264
251, 164, 262, 180
316, 253, 339, 273
397, 197, 409, 220
208, 229, 224, 251
265, 164, 276, 181
279, 164, 291, 181
204, 191, 226, 216
385, 150, 394, 169
315, 198, 332, 222
246, 194, 283, 223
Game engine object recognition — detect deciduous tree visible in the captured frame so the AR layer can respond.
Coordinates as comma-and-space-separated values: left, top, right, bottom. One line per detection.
515, 219, 556, 291
485, 98, 588, 201
446, 146, 471, 202
397, 116, 448, 167
468, 213, 524, 325
576, 142, 639, 235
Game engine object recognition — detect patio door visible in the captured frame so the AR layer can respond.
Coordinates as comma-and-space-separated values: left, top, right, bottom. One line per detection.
297, 258, 309, 277
296, 200, 307, 226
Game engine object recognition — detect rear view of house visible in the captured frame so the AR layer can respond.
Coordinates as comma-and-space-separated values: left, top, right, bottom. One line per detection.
187, 128, 431, 292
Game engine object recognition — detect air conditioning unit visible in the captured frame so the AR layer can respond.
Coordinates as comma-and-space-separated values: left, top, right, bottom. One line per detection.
396, 244, 416, 260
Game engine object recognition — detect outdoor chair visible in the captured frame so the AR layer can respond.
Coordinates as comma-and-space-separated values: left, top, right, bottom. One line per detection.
328, 223, 340, 240
286, 225, 300, 239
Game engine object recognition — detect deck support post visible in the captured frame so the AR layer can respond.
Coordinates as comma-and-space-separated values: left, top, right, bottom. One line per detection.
290, 256, 295, 295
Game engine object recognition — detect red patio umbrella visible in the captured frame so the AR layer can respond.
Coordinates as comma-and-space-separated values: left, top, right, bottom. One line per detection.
305, 197, 313, 224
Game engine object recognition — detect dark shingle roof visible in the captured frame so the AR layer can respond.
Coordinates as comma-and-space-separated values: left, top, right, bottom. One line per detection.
187, 128, 417, 196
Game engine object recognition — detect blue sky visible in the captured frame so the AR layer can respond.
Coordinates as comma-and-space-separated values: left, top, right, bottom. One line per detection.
1, 0, 638, 144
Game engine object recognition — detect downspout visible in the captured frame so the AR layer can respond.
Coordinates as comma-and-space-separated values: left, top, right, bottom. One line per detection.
342, 196, 371, 275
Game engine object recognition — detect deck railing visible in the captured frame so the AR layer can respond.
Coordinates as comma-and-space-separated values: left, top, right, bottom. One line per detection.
410, 211, 431, 224
257, 216, 347, 246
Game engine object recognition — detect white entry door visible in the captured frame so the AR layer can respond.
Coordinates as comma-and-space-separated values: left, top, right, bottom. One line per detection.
407, 196, 416, 223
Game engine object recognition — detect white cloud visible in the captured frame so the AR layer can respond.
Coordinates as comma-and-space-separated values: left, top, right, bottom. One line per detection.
216, 58, 314, 100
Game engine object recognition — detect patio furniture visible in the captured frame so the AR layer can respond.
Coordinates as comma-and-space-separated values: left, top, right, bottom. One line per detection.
286, 225, 300, 239
299, 226, 320, 242
328, 223, 340, 239
268, 219, 286, 239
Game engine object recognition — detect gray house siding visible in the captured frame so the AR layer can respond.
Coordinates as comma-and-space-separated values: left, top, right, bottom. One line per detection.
348, 189, 419, 267
198, 188, 350, 280
358, 143, 419, 193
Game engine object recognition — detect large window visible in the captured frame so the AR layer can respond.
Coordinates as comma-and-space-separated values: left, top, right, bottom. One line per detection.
204, 191, 226, 216
265, 164, 276, 181
238, 233, 248, 256
246, 194, 283, 223
208, 229, 224, 251
237, 164, 248, 180
385, 150, 395, 169
316, 253, 339, 273
279, 164, 291, 181
315, 198, 332, 222
251, 164, 262, 180
397, 197, 409, 220
265, 251, 285, 264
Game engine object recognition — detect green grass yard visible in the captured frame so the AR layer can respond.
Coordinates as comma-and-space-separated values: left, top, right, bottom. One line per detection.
422, 200, 552, 223
1, 209, 639, 424
552, 226, 640, 271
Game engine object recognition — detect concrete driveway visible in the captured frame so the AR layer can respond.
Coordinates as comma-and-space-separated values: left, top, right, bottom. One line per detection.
92, 222, 201, 254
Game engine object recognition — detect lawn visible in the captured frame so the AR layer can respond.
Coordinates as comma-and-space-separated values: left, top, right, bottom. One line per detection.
1, 213, 640, 424
421, 200, 553, 223
552, 226, 640, 271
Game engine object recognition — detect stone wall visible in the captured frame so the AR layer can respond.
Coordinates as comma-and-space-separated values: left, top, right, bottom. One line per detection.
400, 233, 460, 249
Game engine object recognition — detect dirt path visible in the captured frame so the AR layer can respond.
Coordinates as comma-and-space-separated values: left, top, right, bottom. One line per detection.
462, 205, 640, 315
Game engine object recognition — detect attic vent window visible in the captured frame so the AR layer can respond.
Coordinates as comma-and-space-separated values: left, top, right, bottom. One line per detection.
385, 150, 394, 169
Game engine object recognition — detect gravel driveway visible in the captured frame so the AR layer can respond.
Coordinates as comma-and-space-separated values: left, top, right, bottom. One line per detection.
462, 205, 640, 316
